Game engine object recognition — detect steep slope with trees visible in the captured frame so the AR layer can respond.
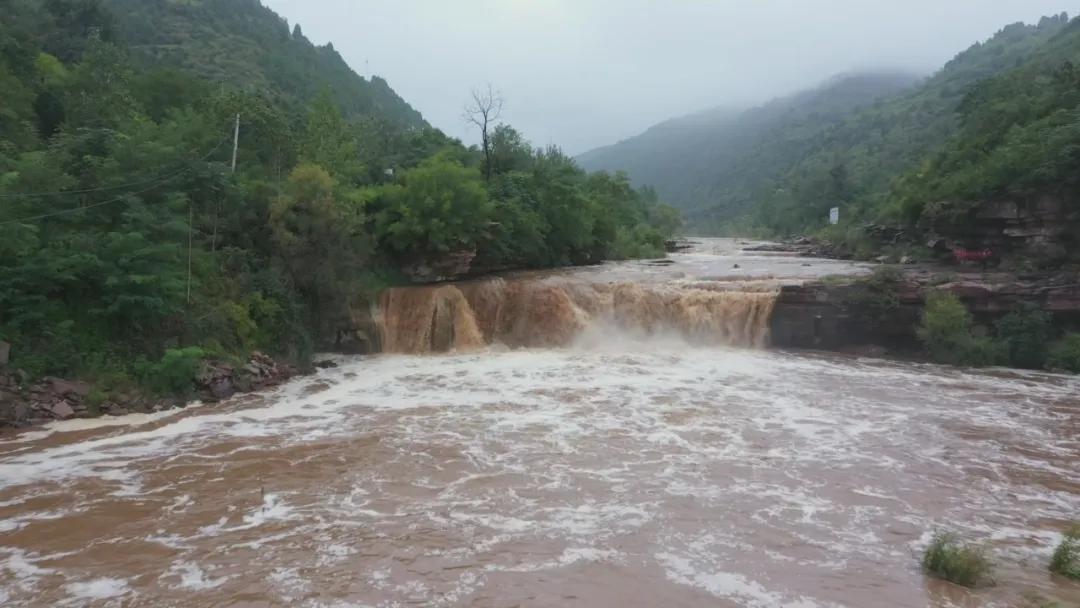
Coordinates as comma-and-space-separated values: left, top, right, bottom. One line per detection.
579, 14, 1073, 237
0, 0, 677, 415
578, 72, 922, 228
103, 0, 427, 128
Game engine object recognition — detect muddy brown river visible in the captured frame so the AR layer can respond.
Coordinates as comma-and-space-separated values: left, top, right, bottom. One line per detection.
1, 241, 1078, 607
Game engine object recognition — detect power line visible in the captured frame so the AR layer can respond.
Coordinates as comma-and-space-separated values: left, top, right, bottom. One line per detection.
0, 134, 233, 227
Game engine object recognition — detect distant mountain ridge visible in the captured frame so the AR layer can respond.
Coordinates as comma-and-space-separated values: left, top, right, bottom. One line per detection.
577, 71, 921, 225
102, 0, 426, 129
577, 14, 1072, 234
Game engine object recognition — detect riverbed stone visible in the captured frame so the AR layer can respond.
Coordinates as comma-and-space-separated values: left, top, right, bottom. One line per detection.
46, 401, 76, 420
46, 377, 91, 398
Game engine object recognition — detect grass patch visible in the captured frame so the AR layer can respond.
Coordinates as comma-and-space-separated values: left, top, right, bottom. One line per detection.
1050, 524, 1080, 580
922, 532, 994, 588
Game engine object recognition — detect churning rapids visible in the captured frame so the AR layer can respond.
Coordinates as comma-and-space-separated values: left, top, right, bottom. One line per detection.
1, 240, 1078, 607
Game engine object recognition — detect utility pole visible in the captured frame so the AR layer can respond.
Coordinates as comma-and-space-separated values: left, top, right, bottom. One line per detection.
231, 113, 241, 173
186, 201, 193, 304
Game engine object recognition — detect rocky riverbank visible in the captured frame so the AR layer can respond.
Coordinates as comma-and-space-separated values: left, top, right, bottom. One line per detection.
0, 350, 302, 429
771, 266, 1080, 355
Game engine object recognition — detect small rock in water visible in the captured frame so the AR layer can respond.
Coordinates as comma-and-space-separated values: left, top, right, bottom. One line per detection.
314, 360, 338, 369
733, 264, 741, 269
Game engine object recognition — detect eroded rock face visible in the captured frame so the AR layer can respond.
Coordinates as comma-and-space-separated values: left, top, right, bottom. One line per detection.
921, 195, 1080, 265
401, 250, 478, 283
770, 271, 1080, 353
195, 352, 299, 403
770, 281, 924, 352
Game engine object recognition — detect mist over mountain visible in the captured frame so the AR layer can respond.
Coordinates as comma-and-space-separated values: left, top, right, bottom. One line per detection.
577, 71, 920, 223
578, 14, 1074, 235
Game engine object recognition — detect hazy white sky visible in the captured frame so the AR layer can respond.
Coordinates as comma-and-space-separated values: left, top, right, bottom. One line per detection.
263, 0, 1074, 154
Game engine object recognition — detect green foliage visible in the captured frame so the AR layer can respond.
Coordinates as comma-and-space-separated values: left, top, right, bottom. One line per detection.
1046, 334, 1080, 373
374, 153, 492, 258
102, 0, 426, 129
138, 347, 206, 397
0, 0, 681, 402
918, 292, 1003, 367
608, 225, 665, 260
845, 266, 903, 324
1050, 524, 1080, 580
922, 532, 994, 588
580, 13, 1077, 245
994, 304, 1052, 369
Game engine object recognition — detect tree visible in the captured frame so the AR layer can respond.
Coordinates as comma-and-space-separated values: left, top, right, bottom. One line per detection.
300, 89, 361, 181
373, 153, 492, 258
463, 84, 503, 180
489, 124, 532, 176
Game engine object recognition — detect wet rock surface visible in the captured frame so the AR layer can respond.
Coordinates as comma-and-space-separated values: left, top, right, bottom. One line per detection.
0, 352, 301, 429
771, 267, 1080, 352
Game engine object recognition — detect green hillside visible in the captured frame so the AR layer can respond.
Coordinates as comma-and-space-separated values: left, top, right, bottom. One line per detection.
577, 72, 920, 225
0, 0, 677, 398
579, 14, 1073, 236
102, 0, 426, 128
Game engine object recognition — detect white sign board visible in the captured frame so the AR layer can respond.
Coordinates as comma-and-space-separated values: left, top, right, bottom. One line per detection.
829, 207, 840, 225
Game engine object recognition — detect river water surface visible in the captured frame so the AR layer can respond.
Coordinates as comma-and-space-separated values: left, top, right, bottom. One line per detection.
1, 241, 1078, 607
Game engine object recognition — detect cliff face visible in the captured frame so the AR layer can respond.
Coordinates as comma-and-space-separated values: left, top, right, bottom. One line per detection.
921, 196, 1080, 265
771, 271, 1080, 352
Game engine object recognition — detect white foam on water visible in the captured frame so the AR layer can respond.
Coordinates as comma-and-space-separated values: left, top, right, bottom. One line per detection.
64, 577, 129, 600
0, 344, 1077, 605
3, 404, 207, 444
656, 552, 838, 608
162, 561, 228, 591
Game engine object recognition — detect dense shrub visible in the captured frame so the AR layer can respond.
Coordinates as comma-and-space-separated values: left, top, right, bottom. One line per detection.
918, 292, 1003, 366
1050, 524, 1080, 580
922, 532, 994, 588
994, 304, 1052, 369
137, 347, 207, 397
1046, 334, 1080, 373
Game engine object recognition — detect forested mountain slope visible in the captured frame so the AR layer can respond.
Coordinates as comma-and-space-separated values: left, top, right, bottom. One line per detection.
0, 0, 678, 407
102, 0, 426, 128
577, 72, 919, 224
579, 13, 1073, 235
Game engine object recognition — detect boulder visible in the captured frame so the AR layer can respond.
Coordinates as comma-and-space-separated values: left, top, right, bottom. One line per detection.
208, 378, 236, 401
0, 341, 9, 367
46, 401, 76, 421
45, 377, 91, 399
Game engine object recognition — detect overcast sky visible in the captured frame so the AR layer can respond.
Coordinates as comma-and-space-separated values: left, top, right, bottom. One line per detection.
263, 0, 1074, 155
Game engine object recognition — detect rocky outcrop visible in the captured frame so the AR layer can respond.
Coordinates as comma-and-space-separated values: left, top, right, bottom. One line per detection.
401, 250, 478, 283
921, 195, 1080, 265
0, 351, 301, 429
195, 352, 299, 403
770, 280, 924, 352
771, 270, 1080, 352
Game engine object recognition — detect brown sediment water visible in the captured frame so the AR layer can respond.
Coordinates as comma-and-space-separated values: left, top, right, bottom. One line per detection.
1, 239, 1078, 607
378, 279, 779, 353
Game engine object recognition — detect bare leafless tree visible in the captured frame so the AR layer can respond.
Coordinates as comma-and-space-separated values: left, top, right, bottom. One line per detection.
463, 84, 504, 180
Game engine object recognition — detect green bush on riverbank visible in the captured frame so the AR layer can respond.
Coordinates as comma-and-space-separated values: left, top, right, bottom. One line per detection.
1046, 335, 1080, 373
917, 292, 1076, 373
922, 532, 994, 588
917, 293, 1003, 367
1051, 524, 1080, 580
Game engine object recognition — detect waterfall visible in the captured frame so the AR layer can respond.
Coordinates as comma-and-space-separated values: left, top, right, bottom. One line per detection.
377, 277, 779, 354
